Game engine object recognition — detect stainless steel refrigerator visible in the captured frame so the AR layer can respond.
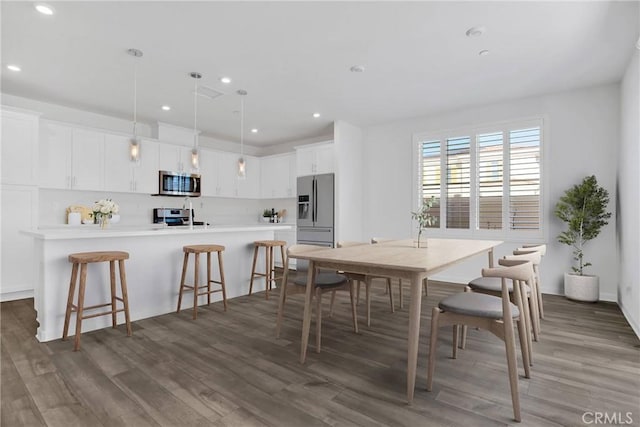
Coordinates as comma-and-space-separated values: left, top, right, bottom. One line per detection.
297, 173, 334, 248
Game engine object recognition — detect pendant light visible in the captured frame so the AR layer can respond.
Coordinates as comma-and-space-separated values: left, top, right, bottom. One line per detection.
237, 89, 247, 179
127, 48, 143, 163
190, 72, 202, 171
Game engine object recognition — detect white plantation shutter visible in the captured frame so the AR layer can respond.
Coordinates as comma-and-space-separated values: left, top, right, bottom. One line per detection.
446, 136, 470, 229
509, 127, 541, 230
416, 119, 542, 237
419, 140, 441, 228
477, 131, 503, 230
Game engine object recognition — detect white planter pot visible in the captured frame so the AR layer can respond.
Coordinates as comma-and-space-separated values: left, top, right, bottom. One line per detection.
564, 273, 599, 302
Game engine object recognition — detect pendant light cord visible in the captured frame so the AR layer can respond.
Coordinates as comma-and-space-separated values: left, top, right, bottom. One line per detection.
193, 77, 198, 149
133, 59, 138, 138
240, 95, 244, 157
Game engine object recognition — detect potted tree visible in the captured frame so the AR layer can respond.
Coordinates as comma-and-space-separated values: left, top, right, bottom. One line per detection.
554, 175, 611, 302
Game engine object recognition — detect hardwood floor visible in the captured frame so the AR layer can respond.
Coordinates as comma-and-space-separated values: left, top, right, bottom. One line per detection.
2, 280, 639, 426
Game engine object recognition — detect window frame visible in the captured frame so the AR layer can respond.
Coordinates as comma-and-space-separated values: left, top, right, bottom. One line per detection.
411, 117, 546, 242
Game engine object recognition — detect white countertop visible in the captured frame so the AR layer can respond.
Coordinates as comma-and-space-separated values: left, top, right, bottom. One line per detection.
22, 223, 293, 240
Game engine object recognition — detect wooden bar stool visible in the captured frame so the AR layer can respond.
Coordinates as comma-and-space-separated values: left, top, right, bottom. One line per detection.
177, 244, 227, 319
248, 240, 286, 300
63, 251, 132, 351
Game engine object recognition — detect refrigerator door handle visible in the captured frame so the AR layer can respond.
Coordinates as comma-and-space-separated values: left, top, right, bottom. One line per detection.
312, 178, 317, 223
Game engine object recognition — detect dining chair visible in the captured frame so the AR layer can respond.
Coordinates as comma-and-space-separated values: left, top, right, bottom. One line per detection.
427, 261, 534, 422
275, 244, 358, 354
464, 251, 541, 365
336, 241, 394, 327
514, 244, 546, 319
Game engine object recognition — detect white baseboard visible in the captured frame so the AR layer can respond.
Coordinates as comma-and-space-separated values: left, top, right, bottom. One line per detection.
619, 301, 640, 339
1, 289, 34, 302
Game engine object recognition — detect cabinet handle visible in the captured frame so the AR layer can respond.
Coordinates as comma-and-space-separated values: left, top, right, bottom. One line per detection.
134, 181, 137, 192
66, 176, 70, 188
72, 176, 77, 188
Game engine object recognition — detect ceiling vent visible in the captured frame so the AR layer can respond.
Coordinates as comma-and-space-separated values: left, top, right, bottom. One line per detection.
193, 85, 224, 101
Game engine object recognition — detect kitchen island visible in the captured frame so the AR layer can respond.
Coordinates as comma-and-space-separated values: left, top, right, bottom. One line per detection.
22, 224, 291, 342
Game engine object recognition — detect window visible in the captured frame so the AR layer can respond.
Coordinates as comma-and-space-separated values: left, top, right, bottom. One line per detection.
414, 119, 543, 238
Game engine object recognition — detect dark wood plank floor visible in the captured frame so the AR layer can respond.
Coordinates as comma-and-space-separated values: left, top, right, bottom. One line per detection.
2, 280, 639, 426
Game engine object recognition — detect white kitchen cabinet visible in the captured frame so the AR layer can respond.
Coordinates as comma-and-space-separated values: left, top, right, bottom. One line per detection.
295, 142, 334, 176
158, 142, 195, 173
104, 135, 159, 194
1, 108, 39, 186
200, 150, 256, 198
200, 150, 236, 197
1, 185, 38, 301
261, 152, 296, 198
39, 122, 104, 190
237, 155, 261, 199
199, 148, 218, 197
216, 151, 238, 198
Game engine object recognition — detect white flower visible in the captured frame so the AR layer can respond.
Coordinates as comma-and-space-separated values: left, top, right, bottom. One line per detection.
93, 198, 119, 216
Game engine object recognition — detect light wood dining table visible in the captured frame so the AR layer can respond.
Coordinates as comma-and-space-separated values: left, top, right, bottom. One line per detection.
287, 238, 502, 403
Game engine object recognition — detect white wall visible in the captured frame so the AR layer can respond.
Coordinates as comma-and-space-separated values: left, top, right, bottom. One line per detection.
39, 189, 268, 227
618, 48, 640, 336
363, 84, 620, 300
334, 120, 364, 243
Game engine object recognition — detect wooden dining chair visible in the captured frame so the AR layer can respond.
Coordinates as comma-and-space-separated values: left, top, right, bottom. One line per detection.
514, 244, 546, 320
336, 241, 395, 327
464, 251, 541, 366
427, 261, 534, 422
275, 244, 358, 353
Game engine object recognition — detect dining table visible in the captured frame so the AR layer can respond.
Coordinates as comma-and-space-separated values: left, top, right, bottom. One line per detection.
287, 237, 502, 403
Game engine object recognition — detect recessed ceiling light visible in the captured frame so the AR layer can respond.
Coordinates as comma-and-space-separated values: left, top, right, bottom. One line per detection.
350, 65, 365, 73
479, 49, 490, 56
313, 113, 321, 118
161, 105, 171, 111
220, 77, 231, 84
251, 128, 258, 133
34, 3, 55, 15
7, 64, 21, 72
466, 26, 485, 37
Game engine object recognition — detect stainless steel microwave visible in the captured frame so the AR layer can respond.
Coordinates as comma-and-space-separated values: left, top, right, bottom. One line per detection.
158, 170, 201, 197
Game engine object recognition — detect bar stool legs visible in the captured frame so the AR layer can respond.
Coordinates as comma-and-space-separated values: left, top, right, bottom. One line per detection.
63, 251, 132, 351
177, 244, 227, 319
249, 240, 286, 300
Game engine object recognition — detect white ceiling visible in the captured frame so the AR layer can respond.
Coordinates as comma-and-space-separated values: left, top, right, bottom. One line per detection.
2, 1, 638, 147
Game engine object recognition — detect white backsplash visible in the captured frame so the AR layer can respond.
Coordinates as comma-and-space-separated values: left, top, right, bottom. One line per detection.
39, 189, 296, 227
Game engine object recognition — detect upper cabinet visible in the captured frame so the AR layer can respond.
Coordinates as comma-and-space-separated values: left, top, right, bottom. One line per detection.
104, 135, 159, 194
39, 122, 104, 190
36, 118, 304, 200
158, 142, 195, 173
296, 142, 334, 176
237, 155, 261, 199
261, 152, 296, 198
200, 149, 260, 199
1, 108, 39, 186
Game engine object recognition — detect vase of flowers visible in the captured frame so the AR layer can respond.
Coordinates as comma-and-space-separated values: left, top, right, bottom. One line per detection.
411, 196, 437, 248
93, 199, 119, 229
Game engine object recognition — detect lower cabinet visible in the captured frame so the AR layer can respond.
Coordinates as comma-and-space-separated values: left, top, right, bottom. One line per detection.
1, 185, 38, 301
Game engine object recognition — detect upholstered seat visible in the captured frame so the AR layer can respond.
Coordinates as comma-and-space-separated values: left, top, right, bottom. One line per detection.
276, 244, 358, 353
293, 272, 349, 288
439, 292, 519, 319
427, 261, 534, 422
468, 276, 531, 295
